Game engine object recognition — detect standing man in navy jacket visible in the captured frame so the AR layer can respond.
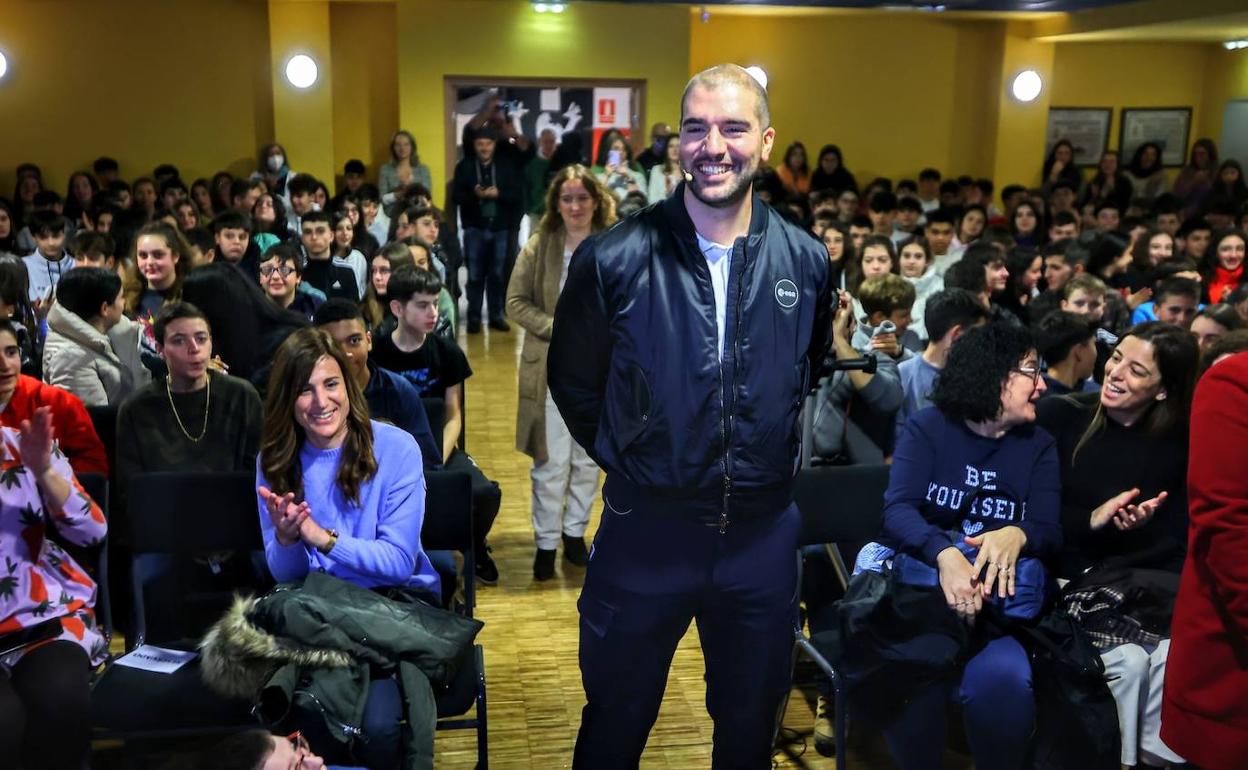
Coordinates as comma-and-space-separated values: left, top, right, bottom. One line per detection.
548, 64, 833, 769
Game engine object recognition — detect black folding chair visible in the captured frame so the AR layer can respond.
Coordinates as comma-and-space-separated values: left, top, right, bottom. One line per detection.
423, 469, 488, 769
84, 403, 117, 474
422, 396, 446, 461
91, 471, 269, 752
782, 463, 891, 770
75, 472, 112, 639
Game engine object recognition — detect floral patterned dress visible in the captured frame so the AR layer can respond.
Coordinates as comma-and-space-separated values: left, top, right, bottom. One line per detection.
0, 426, 108, 670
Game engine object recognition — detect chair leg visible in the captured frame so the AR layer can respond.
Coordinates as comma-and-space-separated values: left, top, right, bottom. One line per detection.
833, 671, 848, 770
475, 646, 488, 770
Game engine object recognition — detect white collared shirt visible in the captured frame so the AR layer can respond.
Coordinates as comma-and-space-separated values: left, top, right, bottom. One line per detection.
695, 232, 732, 362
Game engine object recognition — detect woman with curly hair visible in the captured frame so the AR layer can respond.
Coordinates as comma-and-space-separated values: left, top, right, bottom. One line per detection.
506, 165, 616, 579
877, 321, 1061, 770
257, 326, 440, 768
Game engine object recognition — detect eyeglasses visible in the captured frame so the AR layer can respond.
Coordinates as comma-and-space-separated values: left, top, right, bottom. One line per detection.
1012, 366, 1041, 384
260, 265, 296, 278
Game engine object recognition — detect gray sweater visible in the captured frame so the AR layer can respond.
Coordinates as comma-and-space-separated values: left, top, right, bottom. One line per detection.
811, 345, 903, 462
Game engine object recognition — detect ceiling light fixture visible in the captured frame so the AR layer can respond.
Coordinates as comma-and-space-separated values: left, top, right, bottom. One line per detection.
533, 2, 566, 12
745, 66, 768, 91
1224, 39, 1248, 50
284, 54, 318, 89
0, 50, 8, 81
1011, 69, 1043, 103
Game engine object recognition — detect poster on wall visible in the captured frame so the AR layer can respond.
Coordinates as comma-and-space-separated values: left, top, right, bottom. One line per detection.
452, 84, 639, 167
1119, 107, 1192, 167
1045, 108, 1112, 167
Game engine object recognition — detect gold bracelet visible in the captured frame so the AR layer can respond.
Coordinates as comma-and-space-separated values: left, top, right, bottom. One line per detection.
319, 529, 339, 555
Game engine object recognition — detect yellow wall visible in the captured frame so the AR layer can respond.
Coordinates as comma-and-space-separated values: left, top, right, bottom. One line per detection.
0, 0, 273, 196
989, 24, 1055, 189
1050, 41, 1215, 154
689, 12, 1007, 184
1200, 47, 1248, 142
269, 0, 335, 186
395, 0, 691, 198
0, 0, 1238, 209
330, 1, 399, 187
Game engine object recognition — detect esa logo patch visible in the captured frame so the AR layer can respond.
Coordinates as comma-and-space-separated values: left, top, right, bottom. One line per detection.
774, 279, 799, 309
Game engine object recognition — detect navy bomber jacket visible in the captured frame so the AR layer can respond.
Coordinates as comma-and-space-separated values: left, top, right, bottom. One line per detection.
548, 184, 832, 523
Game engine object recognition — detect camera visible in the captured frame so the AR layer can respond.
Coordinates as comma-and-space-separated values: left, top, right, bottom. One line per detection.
871, 320, 897, 339
497, 100, 520, 115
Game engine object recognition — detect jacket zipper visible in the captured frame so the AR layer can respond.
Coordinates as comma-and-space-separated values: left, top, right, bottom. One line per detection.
294, 688, 365, 739
719, 236, 748, 534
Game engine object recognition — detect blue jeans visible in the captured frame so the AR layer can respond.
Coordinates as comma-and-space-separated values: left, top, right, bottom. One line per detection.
572, 476, 800, 769
882, 635, 1035, 770
462, 227, 508, 324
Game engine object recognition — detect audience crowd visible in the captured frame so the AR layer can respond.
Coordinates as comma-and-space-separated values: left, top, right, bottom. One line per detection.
2, 101, 1247, 769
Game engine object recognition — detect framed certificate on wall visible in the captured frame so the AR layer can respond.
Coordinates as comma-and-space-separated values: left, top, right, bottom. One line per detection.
1120, 107, 1192, 167
1046, 107, 1112, 167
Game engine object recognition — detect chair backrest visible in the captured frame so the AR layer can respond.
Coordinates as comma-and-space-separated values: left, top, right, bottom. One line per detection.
422, 469, 475, 615
124, 471, 268, 647
70, 471, 111, 636
85, 403, 117, 471
422, 397, 446, 456
792, 464, 891, 548
126, 471, 262, 554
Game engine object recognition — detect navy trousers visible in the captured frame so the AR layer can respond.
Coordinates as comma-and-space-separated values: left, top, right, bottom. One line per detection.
882, 635, 1035, 770
572, 479, 800, 770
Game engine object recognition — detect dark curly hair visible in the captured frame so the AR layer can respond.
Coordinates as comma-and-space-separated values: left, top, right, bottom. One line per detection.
931, 322, 1037, 424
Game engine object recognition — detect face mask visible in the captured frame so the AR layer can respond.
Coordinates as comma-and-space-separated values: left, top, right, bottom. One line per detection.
267, 154, 285, 173
653, 139, 666, 153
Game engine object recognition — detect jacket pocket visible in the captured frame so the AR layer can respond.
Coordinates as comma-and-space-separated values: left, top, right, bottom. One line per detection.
607, 362, 653, 454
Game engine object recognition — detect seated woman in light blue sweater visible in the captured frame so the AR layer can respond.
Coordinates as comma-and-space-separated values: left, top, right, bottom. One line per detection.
257, 326, 440, 769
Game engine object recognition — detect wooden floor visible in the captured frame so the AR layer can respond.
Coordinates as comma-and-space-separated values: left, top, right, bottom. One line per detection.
431, 321, 910, 770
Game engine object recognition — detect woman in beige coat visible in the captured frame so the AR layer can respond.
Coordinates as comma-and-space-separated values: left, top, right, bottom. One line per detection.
506, 165, 616, 580
43, 266, 150, 407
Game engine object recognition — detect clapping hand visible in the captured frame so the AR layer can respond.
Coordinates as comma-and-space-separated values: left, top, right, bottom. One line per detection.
1090, 488, 1167, 531
258, 487, 310, 546
18, 406, 56, 478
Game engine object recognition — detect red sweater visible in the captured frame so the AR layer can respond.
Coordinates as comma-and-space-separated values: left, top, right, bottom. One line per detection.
1205, 264, 1243, 304
0, 375, 108, 475
1162, 352, 1248, 770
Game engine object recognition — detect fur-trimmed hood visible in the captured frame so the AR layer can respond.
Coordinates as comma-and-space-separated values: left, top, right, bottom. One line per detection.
199, 594, 353, 700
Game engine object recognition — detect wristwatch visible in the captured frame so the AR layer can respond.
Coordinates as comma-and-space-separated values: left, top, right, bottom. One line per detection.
319, 529, 339, 555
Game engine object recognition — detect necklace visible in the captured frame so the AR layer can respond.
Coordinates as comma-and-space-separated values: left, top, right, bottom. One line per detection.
166, 373, 211, 443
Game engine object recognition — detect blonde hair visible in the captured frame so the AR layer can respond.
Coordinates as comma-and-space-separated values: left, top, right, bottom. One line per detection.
539, 165, 617, 235
1063, 273, 1107, 301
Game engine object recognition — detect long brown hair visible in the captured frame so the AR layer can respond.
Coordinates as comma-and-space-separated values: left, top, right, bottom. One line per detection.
261, 328, 376, 504
1072, 322, 1198, 461
123, 221, 191, 315
362, 242, 414, 329
539, 165, 617, 235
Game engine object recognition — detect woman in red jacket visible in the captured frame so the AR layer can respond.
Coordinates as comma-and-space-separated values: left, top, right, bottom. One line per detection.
0, 321, 107, 476
1161, 350, 1248, 769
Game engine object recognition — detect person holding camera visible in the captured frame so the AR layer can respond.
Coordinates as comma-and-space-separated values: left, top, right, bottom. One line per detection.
810, 288, 903, 464
452, 126, 521, 333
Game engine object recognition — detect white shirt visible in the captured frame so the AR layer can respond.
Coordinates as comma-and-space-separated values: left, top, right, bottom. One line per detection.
560, 247, 573, 294
695, 233, 732, 362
